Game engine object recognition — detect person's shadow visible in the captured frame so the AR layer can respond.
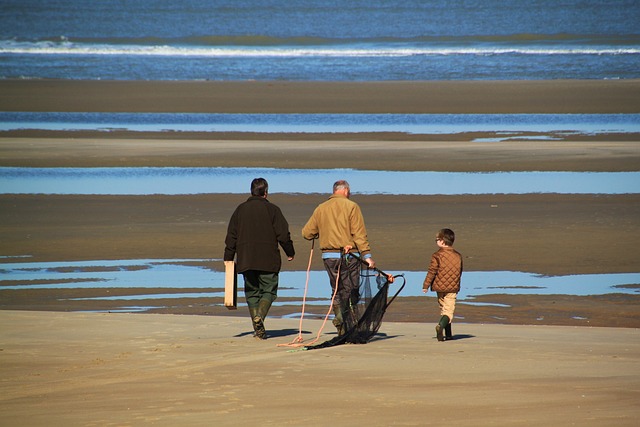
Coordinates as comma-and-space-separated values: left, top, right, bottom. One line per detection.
235, 330, 475, 341
368, 332, 401, 342
234, 328, 312, 338
440, 334, 475, 341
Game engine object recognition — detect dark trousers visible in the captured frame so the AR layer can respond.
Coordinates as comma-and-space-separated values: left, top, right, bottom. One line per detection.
242, 270, 279, 308
323, 256, 361, 305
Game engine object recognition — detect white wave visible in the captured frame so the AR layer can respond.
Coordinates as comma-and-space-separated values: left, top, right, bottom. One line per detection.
1, 40, 639, 57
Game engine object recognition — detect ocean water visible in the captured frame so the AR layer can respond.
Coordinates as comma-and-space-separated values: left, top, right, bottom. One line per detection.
1, 167, 639, 196
1, 0, 639, 81
1, 112, 639, 136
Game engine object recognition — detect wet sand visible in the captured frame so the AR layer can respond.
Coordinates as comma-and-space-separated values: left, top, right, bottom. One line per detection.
0, 79, 639, 425
2, 192, 639, 276
1, 79, 640, 327
1, 137, 640, 171
2, 190, 639, 328
2, 79, 640, 113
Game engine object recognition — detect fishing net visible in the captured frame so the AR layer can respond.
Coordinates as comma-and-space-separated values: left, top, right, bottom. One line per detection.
303, 254, 405, 350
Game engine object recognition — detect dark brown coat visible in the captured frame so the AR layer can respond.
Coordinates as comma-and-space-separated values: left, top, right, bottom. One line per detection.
224, 196, 295, 273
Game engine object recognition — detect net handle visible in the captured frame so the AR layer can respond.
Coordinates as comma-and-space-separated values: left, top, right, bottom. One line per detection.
348, 251, 406, 306
346, 252, 395, 283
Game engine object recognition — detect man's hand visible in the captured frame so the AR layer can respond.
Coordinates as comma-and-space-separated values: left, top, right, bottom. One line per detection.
366, 257, 376, 269
287, 257, 294, 261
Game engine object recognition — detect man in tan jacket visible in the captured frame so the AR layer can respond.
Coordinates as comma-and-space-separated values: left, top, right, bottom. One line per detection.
302, 180, 375, 336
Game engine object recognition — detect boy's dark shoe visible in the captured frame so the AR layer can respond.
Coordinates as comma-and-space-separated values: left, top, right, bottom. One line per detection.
436, 315, 449, 342
445, 323, 453, 340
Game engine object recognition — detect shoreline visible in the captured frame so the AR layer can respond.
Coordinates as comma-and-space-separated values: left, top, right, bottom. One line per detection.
2, 287, 639, 329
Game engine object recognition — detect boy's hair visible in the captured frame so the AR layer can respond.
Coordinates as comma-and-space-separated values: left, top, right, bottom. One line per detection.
437, 228, 455, 246
251, 177, 268, 197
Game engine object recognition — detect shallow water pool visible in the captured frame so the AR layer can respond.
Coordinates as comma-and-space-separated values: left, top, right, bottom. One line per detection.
1, 167, 638, 195
2, 258, 638, 306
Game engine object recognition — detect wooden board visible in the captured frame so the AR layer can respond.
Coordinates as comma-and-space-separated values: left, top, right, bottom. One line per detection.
224, 261, 237, 310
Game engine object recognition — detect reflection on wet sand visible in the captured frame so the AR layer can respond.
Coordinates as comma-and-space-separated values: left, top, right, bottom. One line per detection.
2, 258, 638, 317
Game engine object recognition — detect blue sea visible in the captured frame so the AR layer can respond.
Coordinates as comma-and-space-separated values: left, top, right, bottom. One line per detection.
1, 0, 639, 81
1, 0, 639, 134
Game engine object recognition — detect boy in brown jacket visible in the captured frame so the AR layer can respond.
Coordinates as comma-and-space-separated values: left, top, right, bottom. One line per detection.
422, 228, 463, 341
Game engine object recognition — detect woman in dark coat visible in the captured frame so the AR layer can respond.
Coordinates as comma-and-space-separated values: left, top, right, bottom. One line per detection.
224, 178, 295, 339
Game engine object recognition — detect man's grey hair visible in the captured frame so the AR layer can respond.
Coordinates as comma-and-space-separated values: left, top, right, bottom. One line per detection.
333, 180, 350, 193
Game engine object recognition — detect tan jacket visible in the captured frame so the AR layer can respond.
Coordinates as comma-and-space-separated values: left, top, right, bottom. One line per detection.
423, 247, 463, 293
302, 194, 371, 256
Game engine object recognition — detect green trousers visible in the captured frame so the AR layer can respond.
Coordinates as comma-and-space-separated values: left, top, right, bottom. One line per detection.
242, 270, 279, 311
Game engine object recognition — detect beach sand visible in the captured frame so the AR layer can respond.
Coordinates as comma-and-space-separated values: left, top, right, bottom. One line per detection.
0, 80, 639, 425
1, 310, 639, 426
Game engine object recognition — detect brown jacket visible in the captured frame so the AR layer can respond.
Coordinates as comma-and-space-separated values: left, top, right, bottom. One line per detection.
301, 194, 371, 256
423, 247, 463, 293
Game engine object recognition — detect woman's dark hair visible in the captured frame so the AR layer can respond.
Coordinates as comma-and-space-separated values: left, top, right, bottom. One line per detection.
251, 178, 268, 197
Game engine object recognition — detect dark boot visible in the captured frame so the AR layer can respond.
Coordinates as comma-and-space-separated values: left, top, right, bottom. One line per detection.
248, 305, 265, 340
257, 299, 272, 320
248, 305, 258, 327
445, 323, 453, 340
332, 304, 345, 336
252, 315, 266, 340
435, 315, 449, 342
253, 299, 272, 340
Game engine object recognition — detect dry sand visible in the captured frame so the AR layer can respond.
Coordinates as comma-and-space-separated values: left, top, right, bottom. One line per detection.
0, 80, 639, 425
1, 310, 639, 426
